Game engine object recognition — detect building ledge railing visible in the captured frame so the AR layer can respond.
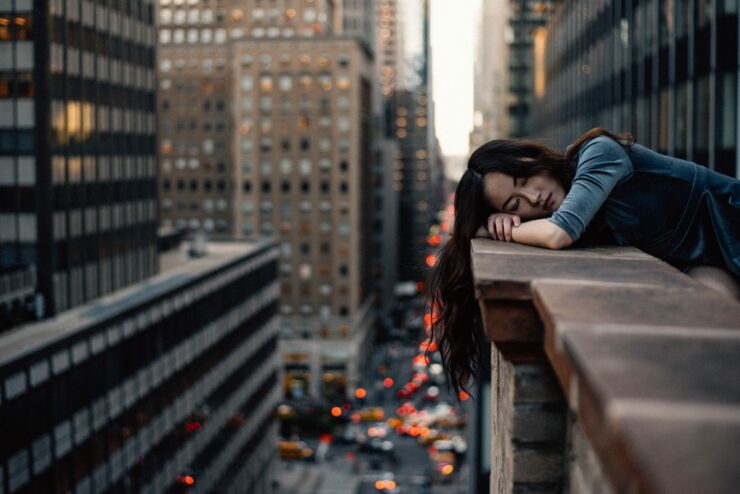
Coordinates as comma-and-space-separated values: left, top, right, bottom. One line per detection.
470, 240, 740, 494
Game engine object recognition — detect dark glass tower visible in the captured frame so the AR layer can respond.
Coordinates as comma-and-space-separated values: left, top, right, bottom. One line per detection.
0, 0, 159, 328
532, 0, 739, 178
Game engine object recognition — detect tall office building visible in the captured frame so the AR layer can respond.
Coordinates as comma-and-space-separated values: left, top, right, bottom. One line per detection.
376, 0, 406, 101
342, 0, 374, 47
470, 0, 511, 149
532, 0, 739, 178
386, 0, 445, 282
156, 0, 377, 401
0, 1, 159, 327
0, 239, 281, 494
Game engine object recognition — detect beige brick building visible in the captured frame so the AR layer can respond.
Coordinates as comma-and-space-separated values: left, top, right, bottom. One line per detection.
156, 0, 376, 401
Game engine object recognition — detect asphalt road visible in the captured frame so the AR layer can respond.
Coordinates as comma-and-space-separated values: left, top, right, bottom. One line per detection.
276, 324, 470, 494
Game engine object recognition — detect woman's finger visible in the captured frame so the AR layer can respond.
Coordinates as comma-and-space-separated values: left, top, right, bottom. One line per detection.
503, 218, 512, 241
494, 217, 504, 241
513, 215, 521, 227
487, 216, 496, 239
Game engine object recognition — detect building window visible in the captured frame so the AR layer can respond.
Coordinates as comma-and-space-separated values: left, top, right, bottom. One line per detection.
278, 74, 292, 91
259, 74, 273, 91
280, 158, 292, 173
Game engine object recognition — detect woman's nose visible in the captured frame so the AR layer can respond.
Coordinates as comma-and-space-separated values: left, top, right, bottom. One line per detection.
523, 188, 541, 205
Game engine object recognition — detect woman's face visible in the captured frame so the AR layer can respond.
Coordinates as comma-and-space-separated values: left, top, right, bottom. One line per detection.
483, 171, 565, 220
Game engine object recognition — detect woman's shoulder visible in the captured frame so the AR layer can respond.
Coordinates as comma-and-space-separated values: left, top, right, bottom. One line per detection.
578, 135, 630, 157
574, 135, 633, 182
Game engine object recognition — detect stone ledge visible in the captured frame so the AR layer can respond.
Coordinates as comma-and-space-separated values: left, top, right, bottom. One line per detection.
471, 240, 740, 494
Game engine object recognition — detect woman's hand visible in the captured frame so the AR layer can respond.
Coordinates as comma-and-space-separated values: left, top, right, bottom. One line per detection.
487, 213, 521, 241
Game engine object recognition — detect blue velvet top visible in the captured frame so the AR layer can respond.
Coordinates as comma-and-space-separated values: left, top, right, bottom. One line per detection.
547, 136, 740, 275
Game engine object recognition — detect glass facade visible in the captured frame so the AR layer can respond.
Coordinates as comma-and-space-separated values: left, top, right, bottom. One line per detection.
0, 242, 280, 494
0, 0, 160, 324
532, 0, 739, 178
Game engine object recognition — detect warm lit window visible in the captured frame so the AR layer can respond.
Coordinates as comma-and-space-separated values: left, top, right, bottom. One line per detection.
336, 75, 350, 90
259, 74, 273, 91
299, 74, 312, 89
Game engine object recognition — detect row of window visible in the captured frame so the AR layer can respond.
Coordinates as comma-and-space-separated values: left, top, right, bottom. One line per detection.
51, 101, 157, 148
0, 0, 31, 13
235, 95, 352, 114
51, 201, 157, 240
236, 73, 351, 92
161, 218, 230, 233
49, 0, 156, 47
161, 198, 228, 212
49, 44, 156, 88
160, 119, 227, 134
240, 179, 350, 194
240, 158, 350, 174
161, 158, 226, 172
241, 136, 353, 153
243, 199, 350, 216
280, 302, 349, 317
52, 246, 158, 311
4, 252, 278, 407
160, 95, 351, 116
159, 24, 329, 44
0, 14, 32, 41
278, 261, 350, 279
159, 52, 350, 73
51, 154, 158, 185
240, 219, 351, 236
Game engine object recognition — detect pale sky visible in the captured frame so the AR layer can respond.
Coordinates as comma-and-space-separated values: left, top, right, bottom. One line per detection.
430, 0, 475, 157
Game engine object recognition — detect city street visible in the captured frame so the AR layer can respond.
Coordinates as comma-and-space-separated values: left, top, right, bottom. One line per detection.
275, 306, 470, 494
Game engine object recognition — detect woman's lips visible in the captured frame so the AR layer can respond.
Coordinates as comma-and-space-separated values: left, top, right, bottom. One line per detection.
544, 193, 553, 210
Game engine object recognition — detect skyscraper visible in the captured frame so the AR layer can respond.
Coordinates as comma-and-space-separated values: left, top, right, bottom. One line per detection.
0, 239, 281, 494
156, 0, 377, 400
507, 0, 555, 138
532, 0, 739, 179
0, 1, 159, 325
384, 0, 445, 282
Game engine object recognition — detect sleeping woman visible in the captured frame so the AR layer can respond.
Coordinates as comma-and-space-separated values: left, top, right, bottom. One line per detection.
429, 127, 740, 395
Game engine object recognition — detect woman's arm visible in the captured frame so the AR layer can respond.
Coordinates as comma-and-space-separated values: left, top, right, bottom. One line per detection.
511, 219, 573, 249
479, 214, 573, 249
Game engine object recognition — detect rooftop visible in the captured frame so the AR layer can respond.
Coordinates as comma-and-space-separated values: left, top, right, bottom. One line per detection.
0, 239, 274, 366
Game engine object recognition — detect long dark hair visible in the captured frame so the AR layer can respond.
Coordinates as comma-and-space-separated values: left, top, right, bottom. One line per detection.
428, 128, 634, 397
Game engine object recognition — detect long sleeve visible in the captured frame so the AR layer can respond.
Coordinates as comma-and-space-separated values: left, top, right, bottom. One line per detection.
547, 136, 633, 241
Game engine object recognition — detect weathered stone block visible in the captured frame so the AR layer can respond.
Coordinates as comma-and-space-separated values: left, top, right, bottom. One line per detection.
514, 364, 564, 403
512, 448, 564, 483
512, 406, 565, 443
